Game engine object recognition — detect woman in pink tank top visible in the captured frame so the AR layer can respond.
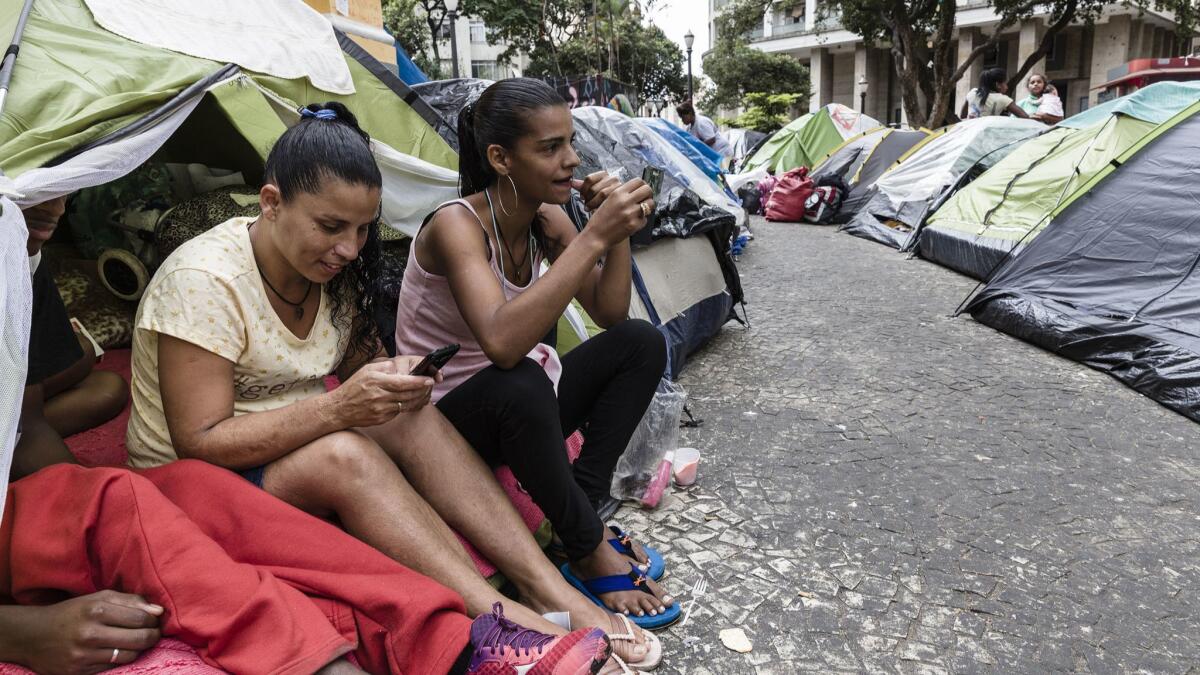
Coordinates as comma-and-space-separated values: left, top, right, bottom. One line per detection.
395, 79, 677, 637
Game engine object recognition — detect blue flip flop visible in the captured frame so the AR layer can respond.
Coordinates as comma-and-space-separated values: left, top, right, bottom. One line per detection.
607, 526, 665, 581
560, 562, 681, 630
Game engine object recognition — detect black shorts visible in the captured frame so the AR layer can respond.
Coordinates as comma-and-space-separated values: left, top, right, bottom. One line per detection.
27, 262, 83, 386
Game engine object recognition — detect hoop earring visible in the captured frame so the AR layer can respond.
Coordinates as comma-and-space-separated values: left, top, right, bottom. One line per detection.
506, 174, 520, 212
494, 181, 512, 217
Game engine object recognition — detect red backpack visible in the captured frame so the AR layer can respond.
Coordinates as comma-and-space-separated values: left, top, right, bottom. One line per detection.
764, 167, 815, 222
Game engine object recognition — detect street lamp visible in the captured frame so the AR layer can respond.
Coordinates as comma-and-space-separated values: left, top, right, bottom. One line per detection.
858, 74, 868, 113
684, 29, 695, 102
445, 0, 460, 79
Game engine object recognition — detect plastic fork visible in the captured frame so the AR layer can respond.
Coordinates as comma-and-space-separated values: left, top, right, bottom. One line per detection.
679, 576, 707, 628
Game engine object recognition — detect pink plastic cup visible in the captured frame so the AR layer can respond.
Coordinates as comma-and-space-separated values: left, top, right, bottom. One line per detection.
673, 447, 700, 486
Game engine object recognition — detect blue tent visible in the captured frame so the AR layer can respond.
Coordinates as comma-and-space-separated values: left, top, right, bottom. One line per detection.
639, 118, 735, 201
392, 44, 429, 85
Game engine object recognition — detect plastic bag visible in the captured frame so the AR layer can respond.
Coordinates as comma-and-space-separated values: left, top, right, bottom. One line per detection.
610, 379, 687, 505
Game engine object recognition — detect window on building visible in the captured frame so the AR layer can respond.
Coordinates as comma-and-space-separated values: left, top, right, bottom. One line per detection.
469, 20, 486, 43
436, 20, 453, 39
981, 40, 1009, 69
1045, 33, 1068, 71
471, 60, 510, 80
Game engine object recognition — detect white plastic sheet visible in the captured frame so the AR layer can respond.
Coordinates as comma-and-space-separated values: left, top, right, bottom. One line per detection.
0, 198, 33, 522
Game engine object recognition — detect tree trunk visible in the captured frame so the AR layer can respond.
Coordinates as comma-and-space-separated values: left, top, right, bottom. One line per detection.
1007, 0, 1078, 91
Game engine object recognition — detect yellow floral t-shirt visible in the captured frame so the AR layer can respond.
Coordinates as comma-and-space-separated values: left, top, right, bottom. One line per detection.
126, 217, 347, 468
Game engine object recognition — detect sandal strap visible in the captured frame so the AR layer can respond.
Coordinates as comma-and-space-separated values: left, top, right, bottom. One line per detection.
605, 613, 637, 642
606, 526, 636, 556
579, 564, 654, 597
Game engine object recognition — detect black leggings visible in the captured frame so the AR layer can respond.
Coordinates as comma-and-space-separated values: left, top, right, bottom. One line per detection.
436, 319, 667, 561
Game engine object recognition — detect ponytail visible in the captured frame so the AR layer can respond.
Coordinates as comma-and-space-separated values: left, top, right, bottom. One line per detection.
977, 68, 1007, 109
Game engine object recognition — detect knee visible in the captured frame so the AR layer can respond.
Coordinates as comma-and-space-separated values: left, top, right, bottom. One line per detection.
314, 431, 390, 482
613, 319, 667, 371
88, 371, 130, 417
482, 359, 557, 408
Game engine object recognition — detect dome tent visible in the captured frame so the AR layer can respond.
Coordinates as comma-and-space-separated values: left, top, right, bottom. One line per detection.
742, 103, 880, 173
918, 82, 1200, 279
809, 126, 932, 225
967, 98, 1200, 423
839, 116, 1043, 249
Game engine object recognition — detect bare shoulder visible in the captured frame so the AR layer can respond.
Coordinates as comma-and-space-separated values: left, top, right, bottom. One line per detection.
417, 200, 491, 271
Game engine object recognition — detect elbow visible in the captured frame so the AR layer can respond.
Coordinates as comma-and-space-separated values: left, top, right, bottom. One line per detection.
480, 339, 526, 370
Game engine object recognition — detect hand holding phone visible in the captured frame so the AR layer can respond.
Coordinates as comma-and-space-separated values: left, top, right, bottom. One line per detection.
409, 343, 460, 377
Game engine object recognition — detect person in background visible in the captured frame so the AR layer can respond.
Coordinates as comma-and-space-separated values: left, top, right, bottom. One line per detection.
676, 101, 732, 157
15, 196, 128, 480
961, 68, 1030, 120
1017, 74, 1064, 125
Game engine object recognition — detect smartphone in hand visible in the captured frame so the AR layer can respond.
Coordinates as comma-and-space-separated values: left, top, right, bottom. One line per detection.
409, 344, 460, 377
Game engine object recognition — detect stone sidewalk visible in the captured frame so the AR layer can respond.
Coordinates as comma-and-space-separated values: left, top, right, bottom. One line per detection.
619, 218, 1200, 674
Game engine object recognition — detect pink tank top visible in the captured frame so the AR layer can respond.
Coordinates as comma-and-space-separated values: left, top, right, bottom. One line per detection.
394, 199, 562, 402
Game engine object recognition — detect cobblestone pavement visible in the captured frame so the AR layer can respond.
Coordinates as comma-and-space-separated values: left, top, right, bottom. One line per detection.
618, 217, 1200, 674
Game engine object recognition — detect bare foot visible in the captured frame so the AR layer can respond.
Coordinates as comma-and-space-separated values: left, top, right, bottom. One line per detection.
607, 527, 651, 572
570, 541, 674, 618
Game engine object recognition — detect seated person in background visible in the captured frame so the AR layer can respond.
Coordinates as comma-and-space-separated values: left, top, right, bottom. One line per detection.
14, 196, 127, 480
395, 78, 674, 625
0, 461, 610, 675
1017, 74, 1064, 126
126, 102, 656, 669
676, 100, 731, 157
961, 68, 1030, 120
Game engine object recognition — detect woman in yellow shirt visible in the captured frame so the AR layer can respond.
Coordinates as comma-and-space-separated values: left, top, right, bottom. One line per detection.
126, 102, 658, 670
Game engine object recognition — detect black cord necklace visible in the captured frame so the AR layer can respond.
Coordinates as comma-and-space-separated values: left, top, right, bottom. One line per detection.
249, 221, 312, 320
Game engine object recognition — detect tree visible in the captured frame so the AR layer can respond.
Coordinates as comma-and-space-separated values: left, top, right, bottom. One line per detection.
703, 0, 810, 111
724, 92, 805, 132
720, 0, 1199, 128
382, 0, 442, 78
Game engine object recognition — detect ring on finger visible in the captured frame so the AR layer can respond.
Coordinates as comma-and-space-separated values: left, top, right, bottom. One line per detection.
639, 201, 652, 217
397, 400, 404, 412
110, 648, 120, 664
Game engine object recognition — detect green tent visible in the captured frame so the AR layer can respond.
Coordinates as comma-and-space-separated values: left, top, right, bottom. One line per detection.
743, 103, 880, 173
1, 0, 458, 235
918, 82, 1200, 279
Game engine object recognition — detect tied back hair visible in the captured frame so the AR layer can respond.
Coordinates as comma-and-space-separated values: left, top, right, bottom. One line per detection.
263, 101, 384, 363
977, 68, 1007, 108
457, 78, 567, 252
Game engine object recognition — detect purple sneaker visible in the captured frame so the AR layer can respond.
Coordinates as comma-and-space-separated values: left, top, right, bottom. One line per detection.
466, 603, 610, 675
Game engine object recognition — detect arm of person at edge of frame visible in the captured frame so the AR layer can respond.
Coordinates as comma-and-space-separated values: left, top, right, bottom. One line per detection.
156, 331, 435, 471
421, 180, 650, 370
0, 585, 163, 674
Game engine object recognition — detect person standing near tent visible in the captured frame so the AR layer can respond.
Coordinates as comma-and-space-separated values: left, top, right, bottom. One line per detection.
1017, 74, 1064, 125
676, 101, 732, 158
394, 78, 677, 633
124, 102, 658, 672
961, 68, 1030, 120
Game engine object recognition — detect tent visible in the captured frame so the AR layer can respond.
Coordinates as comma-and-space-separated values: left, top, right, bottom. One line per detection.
966, 99, 1200, 423
918, 82, 1200, 279
392, 44, 430, 86
742, 103, 880, 173
640, 117, 728, 187
0, 0, 460, 238
568, 106, 744, 377
814, 127, 932, 225
839, 117, 1044, 248
726, 128, 767, 168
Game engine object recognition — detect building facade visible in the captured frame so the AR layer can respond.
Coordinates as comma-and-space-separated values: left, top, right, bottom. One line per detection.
434, 15, 529, 80
303, 0, 396, 64
711, 0, 1191, 123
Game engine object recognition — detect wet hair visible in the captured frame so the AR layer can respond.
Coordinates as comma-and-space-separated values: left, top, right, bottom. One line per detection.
676, 101, 695, 117
263, 101, 384, 363
978, 68, 1008, 108
457, 78, 565, 251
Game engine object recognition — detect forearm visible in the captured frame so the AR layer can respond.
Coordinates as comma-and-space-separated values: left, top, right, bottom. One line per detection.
177, 393, 344, 469
588, 240, 633, 327
478, 232, 608, 365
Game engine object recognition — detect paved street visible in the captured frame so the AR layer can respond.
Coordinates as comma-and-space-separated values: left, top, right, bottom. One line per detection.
620, 217, 1200, 674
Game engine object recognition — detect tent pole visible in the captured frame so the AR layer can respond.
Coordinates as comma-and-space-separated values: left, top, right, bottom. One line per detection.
0, 0, 36, 120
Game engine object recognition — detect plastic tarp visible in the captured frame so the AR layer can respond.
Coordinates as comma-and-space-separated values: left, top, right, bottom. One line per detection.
967, 104, 1200, 423
640, 117, 726, 184
570, 105, 744, 238
827, 128, 931, 225
919, 82, 1200, 279
393, 44, 429, 86
743, 104, 880, 173
0, 0, 460, 237
411, 78, 495, 150
0, 197, 34, 518
726, 128, 767, 165
839, 117, 1043, 249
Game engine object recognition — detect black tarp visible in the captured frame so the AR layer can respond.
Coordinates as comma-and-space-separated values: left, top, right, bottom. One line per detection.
410, 78, 494, 151
967, 108, 1200, 422
828, 129, 928, 225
